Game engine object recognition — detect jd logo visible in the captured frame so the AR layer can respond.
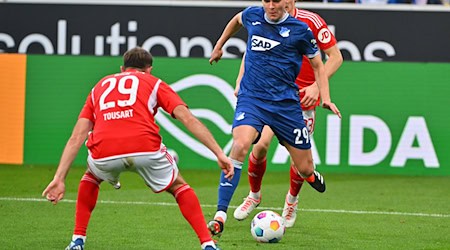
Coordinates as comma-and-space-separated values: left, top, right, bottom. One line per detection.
155, 74, 236, 160
251, 35, 280, 51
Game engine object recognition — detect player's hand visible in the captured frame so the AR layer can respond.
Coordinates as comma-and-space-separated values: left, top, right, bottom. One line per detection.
322, 101, 341, 118
300, 82, 319, 107
209, 48, 223, 65
42, 178, 65, 205
217, 152, 234, 180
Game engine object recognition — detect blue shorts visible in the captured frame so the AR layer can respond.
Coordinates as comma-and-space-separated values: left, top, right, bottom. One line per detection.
232, 96, 311, 150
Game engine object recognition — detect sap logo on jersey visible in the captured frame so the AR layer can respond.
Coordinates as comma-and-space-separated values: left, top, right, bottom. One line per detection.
251, 35, 280, 51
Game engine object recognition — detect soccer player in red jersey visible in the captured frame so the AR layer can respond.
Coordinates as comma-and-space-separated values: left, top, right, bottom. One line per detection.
42, 47, 232, 250
231, 0, 343, 227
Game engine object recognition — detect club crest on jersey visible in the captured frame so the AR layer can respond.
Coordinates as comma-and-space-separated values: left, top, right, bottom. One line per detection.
311, 38, 318, 49
235, 112, 245, 121
251, 35, 280, 51
279, 27, 290, 37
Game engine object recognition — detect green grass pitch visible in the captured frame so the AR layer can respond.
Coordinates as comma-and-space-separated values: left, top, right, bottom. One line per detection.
0, 165, 449, 249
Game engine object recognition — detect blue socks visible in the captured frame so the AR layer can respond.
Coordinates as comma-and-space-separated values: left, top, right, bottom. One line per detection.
217, 158, 243, 212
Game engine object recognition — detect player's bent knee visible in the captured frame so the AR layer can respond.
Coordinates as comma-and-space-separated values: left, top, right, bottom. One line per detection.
253, 143, 269, 157
166, 175, 187, 194
294, 160, 314, 177
231, 141, 252, 159
298, 168, 313, 178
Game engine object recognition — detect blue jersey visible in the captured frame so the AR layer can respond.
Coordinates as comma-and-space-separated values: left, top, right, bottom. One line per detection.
239, 7, 319, 101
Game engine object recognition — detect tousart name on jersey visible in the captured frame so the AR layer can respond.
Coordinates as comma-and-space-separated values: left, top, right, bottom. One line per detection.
103, 109, 134, 121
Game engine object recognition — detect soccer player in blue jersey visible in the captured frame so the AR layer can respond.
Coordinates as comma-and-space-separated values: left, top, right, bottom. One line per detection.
207, 0, 341, 241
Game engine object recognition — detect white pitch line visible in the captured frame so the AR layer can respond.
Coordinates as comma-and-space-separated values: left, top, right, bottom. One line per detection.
1, 197, 449, 218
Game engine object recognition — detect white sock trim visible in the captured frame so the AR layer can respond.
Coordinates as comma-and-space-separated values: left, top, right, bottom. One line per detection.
249, 191, 261, 200
286, 192, 298, 204
214, 211, 227, 223
229, 158, 243, 170
72, 235, 86, 242
201, 241, 216, 249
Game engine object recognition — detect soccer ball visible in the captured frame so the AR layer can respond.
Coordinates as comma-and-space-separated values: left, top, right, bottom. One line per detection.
166, 148, 179, 164
250, 210, 286, 243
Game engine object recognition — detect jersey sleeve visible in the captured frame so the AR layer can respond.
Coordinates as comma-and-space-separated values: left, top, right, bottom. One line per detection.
299, 27, 320, 59
157, 81, 187, 118
241, 6, 253, 29
311, 15, 337, 51
78, 91, 95, 122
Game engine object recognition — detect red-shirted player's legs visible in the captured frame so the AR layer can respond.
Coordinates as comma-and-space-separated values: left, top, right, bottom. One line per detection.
248, 126, 274, 193
72, 171, 102, 241
248, 152, 266, 193
289, 163, 305, 197
280, 163, 305, 227
167, 174, 217, 250
233, 126, 273, 221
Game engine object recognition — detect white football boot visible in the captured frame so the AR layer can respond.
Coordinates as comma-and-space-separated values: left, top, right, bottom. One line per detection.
282, 194, 298, 228
233, 194, 261, 220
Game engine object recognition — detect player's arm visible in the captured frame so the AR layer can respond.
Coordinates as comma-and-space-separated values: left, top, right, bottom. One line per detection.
309, 55, 341, 118
323, 45, 343, 78
234, 52, 246, 96
172, 105, 234, 179
301, 45, 343, 107
42, 118, 93, 204
209, 12, 243, 65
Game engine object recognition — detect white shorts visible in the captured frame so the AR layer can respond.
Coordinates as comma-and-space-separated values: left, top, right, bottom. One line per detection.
302, 109, 316, 135
87, 147, 179, 193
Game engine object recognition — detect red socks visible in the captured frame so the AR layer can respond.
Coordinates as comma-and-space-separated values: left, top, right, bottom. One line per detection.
289, 165, 304, 197
74, 172, 101, 236
73, 173, 213, 246
248, 153, 267, 193
174, 184, 211, 244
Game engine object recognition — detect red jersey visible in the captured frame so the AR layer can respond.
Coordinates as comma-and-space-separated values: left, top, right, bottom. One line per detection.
294, 8, 337, 110
79, 69, 186, 160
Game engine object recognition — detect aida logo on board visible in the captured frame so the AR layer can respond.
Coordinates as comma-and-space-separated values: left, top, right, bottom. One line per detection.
155, 74, 440, 169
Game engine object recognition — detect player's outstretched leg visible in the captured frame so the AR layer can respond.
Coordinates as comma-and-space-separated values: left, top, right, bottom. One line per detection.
233, 153, 266, 220
208, 159, 243, 241
66, 172, 101, 250
171, 183, 219, 250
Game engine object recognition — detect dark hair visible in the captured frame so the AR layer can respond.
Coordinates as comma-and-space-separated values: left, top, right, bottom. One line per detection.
123, 47, 153, 69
